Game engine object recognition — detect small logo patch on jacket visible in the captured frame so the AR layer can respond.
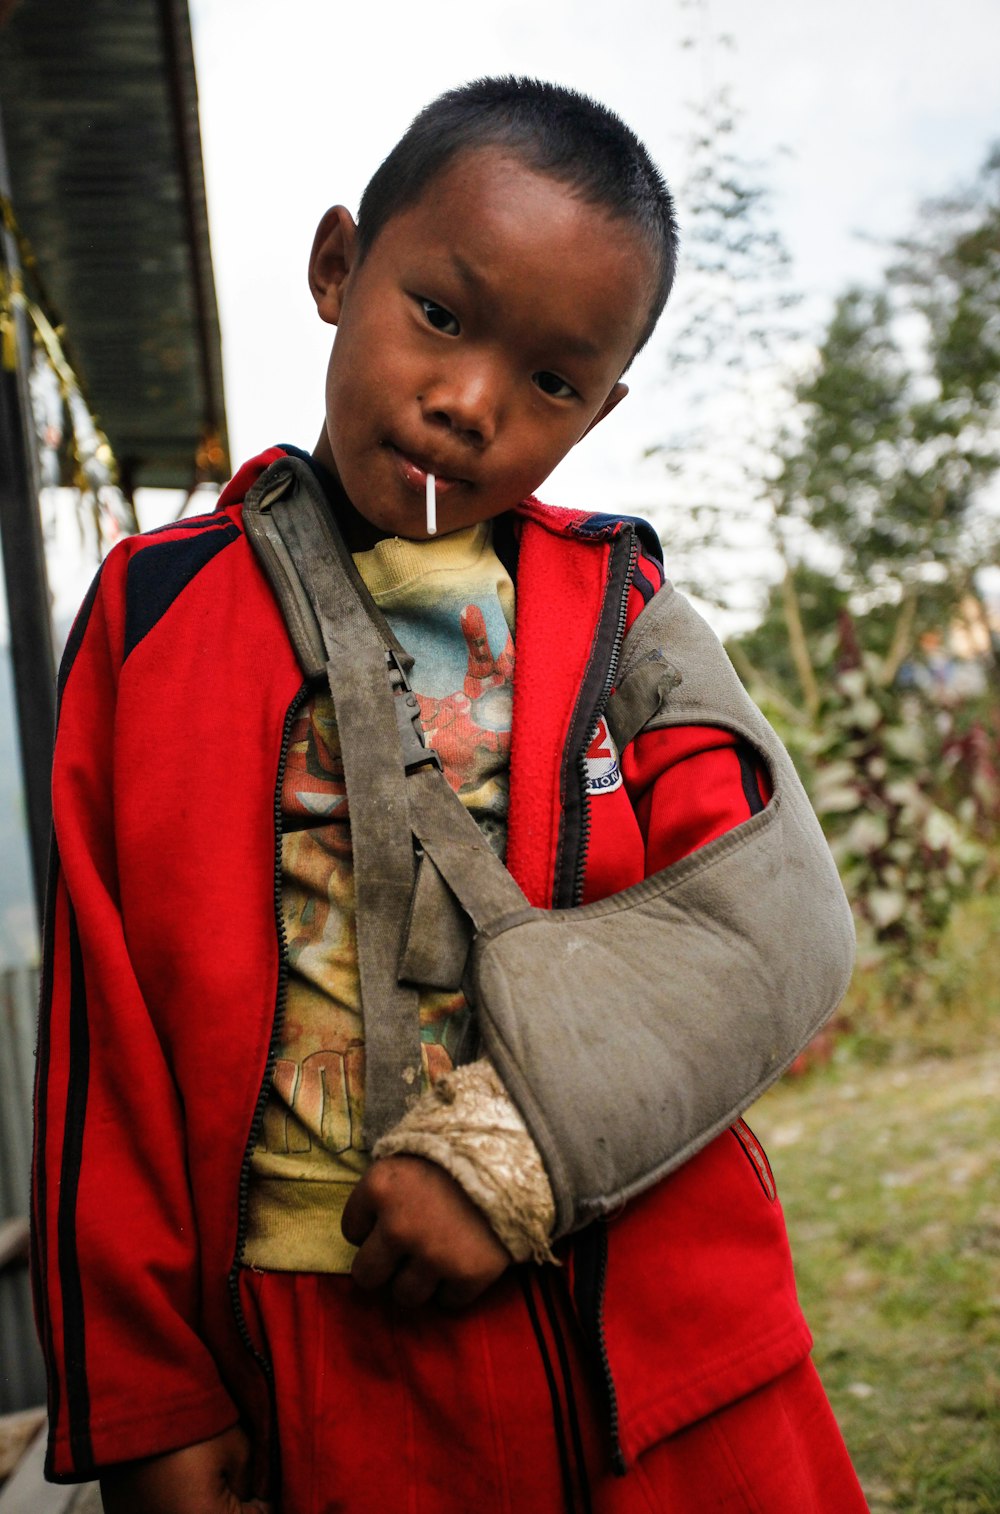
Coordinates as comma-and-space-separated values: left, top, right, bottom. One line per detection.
731, 1118, 777, 1201
585, 717, 623, 794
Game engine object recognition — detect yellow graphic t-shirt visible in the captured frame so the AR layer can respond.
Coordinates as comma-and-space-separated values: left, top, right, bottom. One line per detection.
244, 521, 515, 1271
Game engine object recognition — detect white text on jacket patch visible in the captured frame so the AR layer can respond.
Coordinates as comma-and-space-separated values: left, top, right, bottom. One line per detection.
585, 716, 623, 794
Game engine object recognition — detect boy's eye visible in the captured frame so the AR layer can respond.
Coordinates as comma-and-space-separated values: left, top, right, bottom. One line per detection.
533, 371, 576, 399
418, 298, 460, 335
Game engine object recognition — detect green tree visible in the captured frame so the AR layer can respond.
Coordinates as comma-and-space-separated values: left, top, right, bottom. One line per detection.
772, 147, 1000, 690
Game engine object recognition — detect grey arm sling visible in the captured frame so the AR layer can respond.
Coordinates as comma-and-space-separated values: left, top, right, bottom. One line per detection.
244, 456, 855, 1236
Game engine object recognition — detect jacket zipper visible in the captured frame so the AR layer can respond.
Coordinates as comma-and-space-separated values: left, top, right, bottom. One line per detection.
226, 684, 311, 1445
594, 1226, 626, 1476
567, 528, 639, 910
567, 526, 638, 1474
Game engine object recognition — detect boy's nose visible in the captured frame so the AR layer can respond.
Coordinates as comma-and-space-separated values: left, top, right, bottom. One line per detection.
421, 364, 499, 447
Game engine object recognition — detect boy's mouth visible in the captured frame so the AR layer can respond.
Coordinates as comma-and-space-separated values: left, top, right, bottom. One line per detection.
385, 443, 466, 495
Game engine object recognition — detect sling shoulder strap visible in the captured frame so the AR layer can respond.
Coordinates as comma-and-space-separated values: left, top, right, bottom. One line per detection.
243, 456, 528, 1141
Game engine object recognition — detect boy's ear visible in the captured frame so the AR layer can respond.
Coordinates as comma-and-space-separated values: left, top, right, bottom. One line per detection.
580, 381, 629, 440
308, 206, 359, 326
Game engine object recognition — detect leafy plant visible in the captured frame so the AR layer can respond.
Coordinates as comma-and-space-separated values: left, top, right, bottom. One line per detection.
807, 617, 983, 991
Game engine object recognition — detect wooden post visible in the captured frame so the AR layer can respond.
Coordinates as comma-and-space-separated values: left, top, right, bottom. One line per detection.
0, 103, 56, 935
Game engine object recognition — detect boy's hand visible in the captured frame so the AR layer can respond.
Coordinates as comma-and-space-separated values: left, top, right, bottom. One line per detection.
99, 1424, 270, 1514
342, 1154, 511, 1308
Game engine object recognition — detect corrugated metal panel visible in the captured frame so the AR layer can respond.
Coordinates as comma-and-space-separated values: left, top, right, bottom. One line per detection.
0, 0, 229, 489
0, 964, 46, 1414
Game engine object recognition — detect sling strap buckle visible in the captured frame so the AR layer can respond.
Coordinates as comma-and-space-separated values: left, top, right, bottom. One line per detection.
386, 649, 444, 774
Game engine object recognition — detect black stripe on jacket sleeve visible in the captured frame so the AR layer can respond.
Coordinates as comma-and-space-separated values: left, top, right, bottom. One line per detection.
123, 524, 239, 660
737, 742, 767, 816
631, 558, 660, 605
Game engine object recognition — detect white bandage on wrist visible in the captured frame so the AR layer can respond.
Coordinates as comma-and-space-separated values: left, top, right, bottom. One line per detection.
373, 1059, 557, 1264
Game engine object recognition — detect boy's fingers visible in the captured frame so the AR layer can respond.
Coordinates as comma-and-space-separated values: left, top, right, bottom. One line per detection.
436, 1271, 495, 1311
350, 1223, 402, 1291
391, 1256, 440, 1309
340, 1179, 376, 1247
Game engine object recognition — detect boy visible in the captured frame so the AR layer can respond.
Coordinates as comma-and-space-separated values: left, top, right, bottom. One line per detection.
33, 78, 868, 1512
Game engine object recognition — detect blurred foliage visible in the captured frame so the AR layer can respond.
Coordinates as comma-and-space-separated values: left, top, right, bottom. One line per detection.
740, 614, 998, 995
938, 703, 1000, 841
807, 620, 984, 986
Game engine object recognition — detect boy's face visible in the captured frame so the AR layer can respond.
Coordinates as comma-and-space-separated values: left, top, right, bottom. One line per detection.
309, 147, 659, 539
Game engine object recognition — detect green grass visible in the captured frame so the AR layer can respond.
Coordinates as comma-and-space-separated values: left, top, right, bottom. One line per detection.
746, 881, 1000, 1513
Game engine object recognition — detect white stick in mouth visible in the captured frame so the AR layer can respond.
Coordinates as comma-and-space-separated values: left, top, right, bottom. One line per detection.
425, 472, 437, 535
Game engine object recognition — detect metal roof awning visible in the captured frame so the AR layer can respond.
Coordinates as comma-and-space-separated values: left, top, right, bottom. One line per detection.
0, 0, 229, 930
0, 0, 229, 490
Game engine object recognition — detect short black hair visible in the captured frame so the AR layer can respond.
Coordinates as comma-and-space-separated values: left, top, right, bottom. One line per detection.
355, 76, 679, 357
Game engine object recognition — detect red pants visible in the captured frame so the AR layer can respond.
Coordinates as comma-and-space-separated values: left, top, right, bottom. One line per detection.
239, 1267, 869, 1514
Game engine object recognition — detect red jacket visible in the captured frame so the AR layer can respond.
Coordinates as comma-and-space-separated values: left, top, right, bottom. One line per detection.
33, 448, 812, 1482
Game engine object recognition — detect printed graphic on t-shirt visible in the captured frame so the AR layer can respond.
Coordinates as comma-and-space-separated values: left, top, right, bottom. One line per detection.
390, 596, 513, 804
